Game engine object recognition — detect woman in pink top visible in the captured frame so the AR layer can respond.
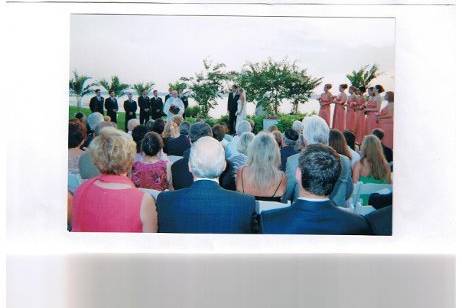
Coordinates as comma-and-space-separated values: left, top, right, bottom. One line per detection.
72, 127, 157, 233
377, 91, 394, 149
132, 132, 172, 190
364, 87, 380, 135
318, 83, 333, 127
346, 86, 357, 132
332, 84, 348, 131
354, 86, 367, 144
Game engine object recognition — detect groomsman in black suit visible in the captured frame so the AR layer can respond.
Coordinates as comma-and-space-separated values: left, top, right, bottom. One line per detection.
180, 91, 189, 117
164, 87, 173, 103
124, 92, 137, 132
138, 90, 151, 124
227, 85, 239, 134
89, 89, 104, 115
104, 90, 119, 123
150, 89, 164, 120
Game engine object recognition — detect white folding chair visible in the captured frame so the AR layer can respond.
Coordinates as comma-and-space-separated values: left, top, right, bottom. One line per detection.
351, 182, 392, 215
257, 200, 291, 214
168, 155, 183, 164
139, 188, 163, 200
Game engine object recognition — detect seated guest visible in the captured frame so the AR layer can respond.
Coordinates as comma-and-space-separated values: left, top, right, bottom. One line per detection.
68, 119, 87, 174
82, 112, 104, 148
272, 130, 284, 148
131, 125, 148, 162
292, 120, 304, 151
171, 122, 235, 190
75, 112, 86, 126
267, 125, 279, 133
179, 121, 190, 137
72, 127, 157, 232
353, 135, 392, 205
372, 128, 393, 163
236, 132, 287, 202
165, 121, 191, 156
103, 115, 111, 122
225, 120, 252, 159
329, 129, 353, 165
343, 130, 361, 166
127, 118, 140, 136
365, 206, 392, 235
229, 132, 255, 177
149, 118, 165, 135
369, 192, 393, 210
157, 137, 256, 233
212, 124, 229, 148
261, 144, 370, 235
283, 115, 353, 207
131, 132, 172, 191
78, 121, 116, 179
280, 128, 299, 171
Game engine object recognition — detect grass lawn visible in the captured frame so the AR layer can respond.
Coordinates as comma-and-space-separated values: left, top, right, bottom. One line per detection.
69, 106, 126, 130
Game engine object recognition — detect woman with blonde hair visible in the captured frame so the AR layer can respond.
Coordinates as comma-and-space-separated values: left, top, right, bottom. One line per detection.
72, 127, 157, 232
353, 134, 392, 205
236, 132, 287, 201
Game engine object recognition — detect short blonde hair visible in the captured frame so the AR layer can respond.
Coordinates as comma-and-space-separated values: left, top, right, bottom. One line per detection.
127, 118, 140, 132
90, 127, 136, 175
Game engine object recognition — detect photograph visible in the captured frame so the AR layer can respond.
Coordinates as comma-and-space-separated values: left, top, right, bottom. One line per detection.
68, 14, 395, 235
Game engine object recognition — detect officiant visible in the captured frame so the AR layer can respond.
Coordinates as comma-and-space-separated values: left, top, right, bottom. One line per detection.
163, 90, 185, 121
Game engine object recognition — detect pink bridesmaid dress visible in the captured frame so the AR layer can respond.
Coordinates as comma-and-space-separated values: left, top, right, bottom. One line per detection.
346, 95, 357, 132
355, 96, 366, 144
332, 93, 347, 131
318, 93, 332, 127
378, 103, 394, 149
365, 97, 379, 135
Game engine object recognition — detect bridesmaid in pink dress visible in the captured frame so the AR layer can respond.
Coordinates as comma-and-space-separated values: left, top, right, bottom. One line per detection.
364, 87, 380, 135
377, 91, 394, 149
354, 86, 367, 144
332, 84, 348, 131
318, 83, 333, 127
345, 86, 357, 132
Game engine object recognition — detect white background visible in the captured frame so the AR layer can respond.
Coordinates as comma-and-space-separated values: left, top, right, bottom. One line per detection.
0, 1, 458, 307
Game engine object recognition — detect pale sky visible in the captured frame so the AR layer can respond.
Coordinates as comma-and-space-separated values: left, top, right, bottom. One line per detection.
70, 14, 394, 117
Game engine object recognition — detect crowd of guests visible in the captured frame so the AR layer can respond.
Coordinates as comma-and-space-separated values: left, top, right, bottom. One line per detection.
68, 98, 393, 235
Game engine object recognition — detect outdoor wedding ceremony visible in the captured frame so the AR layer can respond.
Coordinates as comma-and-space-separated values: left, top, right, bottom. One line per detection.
68, 14, 395, 235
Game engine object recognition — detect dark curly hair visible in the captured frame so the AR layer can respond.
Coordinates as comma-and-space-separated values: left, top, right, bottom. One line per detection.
141, 132, 164, 156
68, 119, 86, 149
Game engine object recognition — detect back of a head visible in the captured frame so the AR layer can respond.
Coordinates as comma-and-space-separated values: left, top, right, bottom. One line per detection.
292, 120, 303, 134
179, 121, 190, 136
172, 115, 183, 127
127, 118, 140, 132
95, 121, 117, 136
371, 128, 385, 141
68, 120, 87, 149
267, 125, 279, 133
87, 112, 104, 131
302, 115, 329, 146
132, 125, 148, 153
329, 129, 351, 159
89, 127, 136, 175
284, 128, 299, 147
212, 124, 226, 142
237, 132, 255, 155
272, 130, 283, 148
360, 135, 389, 180
151, 119, 165, 134
145, 120, 156, 132
189, 136, 226, 179
189, 122, 212, 143
298, 144, 341, 197
141, 132, 164, 157
343, 130, 356, 150
236, 120, 252, 136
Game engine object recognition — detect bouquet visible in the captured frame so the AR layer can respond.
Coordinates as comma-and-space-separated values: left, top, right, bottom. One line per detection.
169, 105, 180, 115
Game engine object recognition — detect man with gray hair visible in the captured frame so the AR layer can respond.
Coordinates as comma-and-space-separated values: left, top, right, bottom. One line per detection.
225, 120, 252, 159
282, 115, 353, 207
157, 137, 256, 233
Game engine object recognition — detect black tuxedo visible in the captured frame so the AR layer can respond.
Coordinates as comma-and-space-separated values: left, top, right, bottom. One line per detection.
138, 95, 151, 124
104, 97, 119, 123
227, 92, 239, 133
123, 99, 137, 131
165, 94, 171, 103
89, 96, 104, 115
181, 96, 189, 115
150, 96, 164, 120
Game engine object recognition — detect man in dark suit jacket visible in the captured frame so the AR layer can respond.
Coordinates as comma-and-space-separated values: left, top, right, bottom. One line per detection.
157, 136, 256, 233
227, 85, 239, 134
372, 128, 393, 163
365, 206, 392, 235
104, 90, 119, 123
89, 89, 104, 115
171, 122, 235, 190
138, 90, 151, 124
261, 144, 370, 235
280, 128, 299, 171
150, 89, 164, 120
123, 92, 137, 132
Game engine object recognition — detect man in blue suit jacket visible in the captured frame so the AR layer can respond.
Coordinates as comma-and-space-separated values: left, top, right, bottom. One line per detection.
157, 136, 256, 233
261, 144, 370, 235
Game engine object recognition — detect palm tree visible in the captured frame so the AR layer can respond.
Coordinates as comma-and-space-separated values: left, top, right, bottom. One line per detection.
69, 71, 97, 109
133, 82, 155, 96
346, 64, 381, 89
99, 76, 130, 97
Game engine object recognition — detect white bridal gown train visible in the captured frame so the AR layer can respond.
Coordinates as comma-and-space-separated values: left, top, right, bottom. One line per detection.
235, 99, 247, 129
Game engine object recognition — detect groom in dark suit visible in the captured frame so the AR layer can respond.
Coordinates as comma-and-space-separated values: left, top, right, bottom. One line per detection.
89, 89, 104, 115
227, 85, 239, 134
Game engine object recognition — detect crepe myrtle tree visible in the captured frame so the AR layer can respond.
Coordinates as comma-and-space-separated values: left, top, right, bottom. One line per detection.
286, 67, 323, 114
99, 75, 130, 98
69, 71, 98, 109
181, 59, 229, 118
346, 64, 381, 90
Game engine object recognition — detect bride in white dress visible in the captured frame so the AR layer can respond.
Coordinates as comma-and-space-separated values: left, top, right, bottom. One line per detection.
235, 88, 247, 129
